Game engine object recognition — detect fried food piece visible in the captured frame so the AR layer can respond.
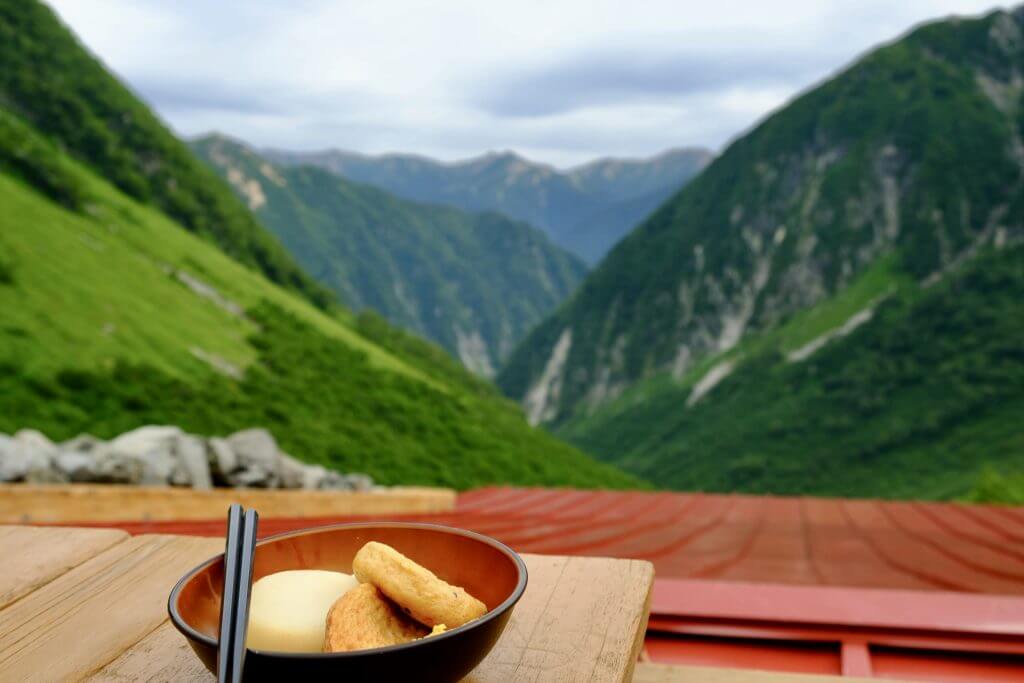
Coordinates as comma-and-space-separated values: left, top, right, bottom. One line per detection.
323, 583, 428, 653
352, 541, 487, 628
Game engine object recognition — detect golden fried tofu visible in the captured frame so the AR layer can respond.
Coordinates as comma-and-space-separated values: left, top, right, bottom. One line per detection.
323, 583, 427, 653
352, 541, 487, 628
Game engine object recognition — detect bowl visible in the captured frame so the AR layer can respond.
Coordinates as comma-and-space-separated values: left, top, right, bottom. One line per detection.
168, 522, 528, 682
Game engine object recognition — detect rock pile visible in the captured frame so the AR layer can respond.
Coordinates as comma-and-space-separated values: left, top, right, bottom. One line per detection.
0, 426, 373, 491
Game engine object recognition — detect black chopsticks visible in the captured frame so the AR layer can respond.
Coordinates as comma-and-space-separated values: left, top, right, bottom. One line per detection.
217, 504, 259, 683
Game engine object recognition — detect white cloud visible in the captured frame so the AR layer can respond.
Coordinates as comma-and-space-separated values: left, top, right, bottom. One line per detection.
46, 0, 1007, 166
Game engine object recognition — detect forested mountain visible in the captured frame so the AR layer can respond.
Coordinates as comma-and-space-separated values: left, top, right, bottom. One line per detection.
265, 146, 712, 263
500, 6, 1024, 498
193, 134, 587, 376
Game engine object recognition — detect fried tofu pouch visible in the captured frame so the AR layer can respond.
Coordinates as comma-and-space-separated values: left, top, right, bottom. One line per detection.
352, 541, 487, 628
323, 583, 428, 652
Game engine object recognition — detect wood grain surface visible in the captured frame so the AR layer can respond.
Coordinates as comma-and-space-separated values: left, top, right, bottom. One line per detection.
0, 525, 127, 609
0, 534, 221, 681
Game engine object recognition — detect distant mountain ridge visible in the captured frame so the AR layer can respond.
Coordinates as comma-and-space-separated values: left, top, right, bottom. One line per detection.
498, 6, 1024, 498
193, 134, 588, 375
264, 146, 713, 263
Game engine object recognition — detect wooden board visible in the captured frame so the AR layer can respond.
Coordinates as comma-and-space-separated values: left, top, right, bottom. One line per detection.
89, 622, 213, 682
466, 554, 653, 682
86, 552, 655, 682
0, 484, 455, 523
633, 663, 880, 682
0, 525, 127, 609
0, 534, 222, 681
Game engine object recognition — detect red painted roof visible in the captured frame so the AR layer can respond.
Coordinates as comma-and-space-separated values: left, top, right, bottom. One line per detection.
58, 487, 1024, 679
91, 487, 1024, 596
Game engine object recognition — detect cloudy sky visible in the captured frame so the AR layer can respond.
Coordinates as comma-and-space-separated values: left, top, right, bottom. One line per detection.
48, 0, 1004, 167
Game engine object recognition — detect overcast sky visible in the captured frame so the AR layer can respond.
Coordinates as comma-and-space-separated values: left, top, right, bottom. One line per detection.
48, 0, 1005, 167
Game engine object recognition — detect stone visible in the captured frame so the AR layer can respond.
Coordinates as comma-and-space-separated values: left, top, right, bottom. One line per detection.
175, 435, 212, 489
25, 466, 68, 484
226, 429, 280, 488
107, 425, 185, 485
92, 450, 145, 484
109, 425, 183, 456
15, 429, 56, 453
0, 434, 54, 482
60, 434, 104, 453
343, 473, 374, 491
299, 464, 331, 490
54, 451, 99, 482
0, 435, 25, 482
206, 437, 237, 485
277, 452, 308, 489
318, 470, 355, 491
231, 468, 275, 488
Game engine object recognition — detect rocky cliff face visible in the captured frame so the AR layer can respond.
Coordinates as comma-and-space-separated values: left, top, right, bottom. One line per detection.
500, 7, 1024, 425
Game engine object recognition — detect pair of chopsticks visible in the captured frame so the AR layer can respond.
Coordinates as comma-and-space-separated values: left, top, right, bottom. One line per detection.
217, 504, 259, 683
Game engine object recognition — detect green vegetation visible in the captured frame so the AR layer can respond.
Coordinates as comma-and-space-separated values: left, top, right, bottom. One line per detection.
0, 0, 331, 307
560, 245, 1024, 499
965, 468, 1024, 505
0, 304, 639, 489
192, 135, 587, 374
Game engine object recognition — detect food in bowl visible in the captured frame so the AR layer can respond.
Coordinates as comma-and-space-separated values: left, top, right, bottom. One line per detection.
169, 522, 528, 682
324, 583, 428, 651
247, 569, 358, 652
247, 541, 487, 654
352, 541, 487, 629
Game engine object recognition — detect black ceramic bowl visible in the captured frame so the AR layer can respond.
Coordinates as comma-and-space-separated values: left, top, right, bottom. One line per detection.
168, 522, 528, 682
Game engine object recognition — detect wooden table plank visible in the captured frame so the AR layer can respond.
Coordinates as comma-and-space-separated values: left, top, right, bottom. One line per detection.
0, 534, 222, 681
467, 554, 653, 682
90, 552, 655, 682
633, 663, 877, 682
0, 483, 455, 523
0, 525, 128, 609
89, 622, 212, 682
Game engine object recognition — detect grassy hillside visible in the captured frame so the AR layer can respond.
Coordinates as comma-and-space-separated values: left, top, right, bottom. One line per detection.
192, 134, 587, 375
0, 0, 330, 307
0, 109, 642, 490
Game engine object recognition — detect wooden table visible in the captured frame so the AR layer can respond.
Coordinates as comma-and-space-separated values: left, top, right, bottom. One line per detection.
0, 525, 654, 681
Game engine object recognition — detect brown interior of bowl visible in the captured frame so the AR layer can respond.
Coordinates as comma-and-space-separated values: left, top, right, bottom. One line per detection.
173, 522, 524, 647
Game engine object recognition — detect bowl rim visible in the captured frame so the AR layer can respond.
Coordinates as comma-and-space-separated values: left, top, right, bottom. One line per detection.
167, 520, 529, 659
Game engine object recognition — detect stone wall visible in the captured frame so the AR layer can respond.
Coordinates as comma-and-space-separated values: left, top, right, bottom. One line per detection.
0, 426, 372, 491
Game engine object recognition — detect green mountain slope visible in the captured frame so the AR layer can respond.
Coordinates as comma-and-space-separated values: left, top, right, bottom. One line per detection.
560, 245, 1024, 499
499, 7, 1024, 497
264, 147, 712, 263
0, 0, 330, 307
0, 112, 641, 490
192, 134, 587, 376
